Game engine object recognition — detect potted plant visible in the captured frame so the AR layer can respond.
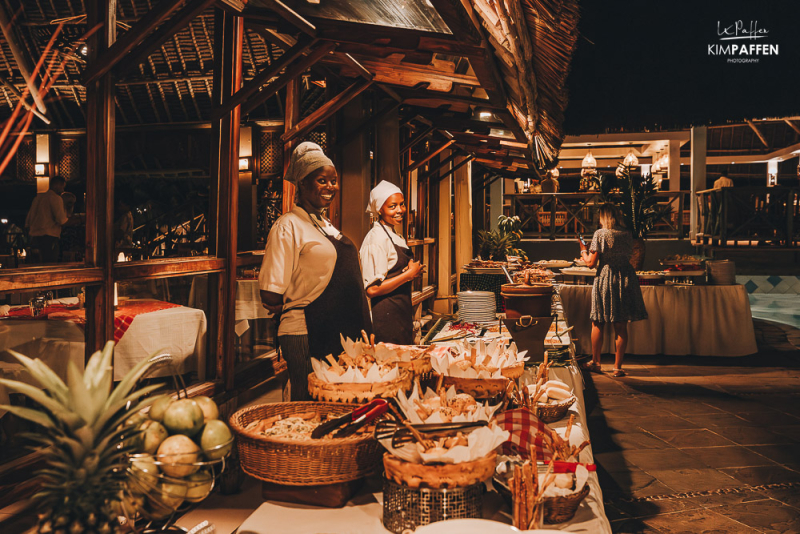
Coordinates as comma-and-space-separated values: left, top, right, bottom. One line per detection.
614, 164, 672, 269
0, 343, 164, 534
477, 215, 528, 261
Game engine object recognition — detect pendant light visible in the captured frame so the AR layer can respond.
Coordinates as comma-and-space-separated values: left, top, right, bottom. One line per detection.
581, 151, 596, 169
622, 149, 639, 167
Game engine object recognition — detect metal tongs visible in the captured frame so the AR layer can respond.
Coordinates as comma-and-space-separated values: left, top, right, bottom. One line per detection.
311, 398, 389, 439
374, 420, 489, 448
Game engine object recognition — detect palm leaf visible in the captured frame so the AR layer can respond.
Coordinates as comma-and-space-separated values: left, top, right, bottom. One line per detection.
0, 404, 56, 429
5, 350, 69, 406
0, 378, 82, 428
105, 350, 164, 410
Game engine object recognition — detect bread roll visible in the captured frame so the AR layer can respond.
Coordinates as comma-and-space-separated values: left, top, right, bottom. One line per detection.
546, 387, 571, 401
544, 380, 571, 392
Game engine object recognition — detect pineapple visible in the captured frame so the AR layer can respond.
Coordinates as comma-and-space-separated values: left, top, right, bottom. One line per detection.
0, 341, 166, 534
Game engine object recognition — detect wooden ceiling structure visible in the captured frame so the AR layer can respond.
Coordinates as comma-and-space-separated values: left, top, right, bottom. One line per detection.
0, 0, 580, 176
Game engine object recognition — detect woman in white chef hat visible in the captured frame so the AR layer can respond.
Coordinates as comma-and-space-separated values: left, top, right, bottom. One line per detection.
360, 180, 425, 345
259, 142, 372, 400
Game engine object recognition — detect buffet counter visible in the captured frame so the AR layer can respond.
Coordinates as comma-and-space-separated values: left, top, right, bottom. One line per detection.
560, 284, 758, 356
228, 332, 611, 534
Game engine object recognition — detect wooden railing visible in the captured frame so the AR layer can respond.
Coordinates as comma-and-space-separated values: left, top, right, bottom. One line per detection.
505, 191, 690, 239
696, 187, 799, 247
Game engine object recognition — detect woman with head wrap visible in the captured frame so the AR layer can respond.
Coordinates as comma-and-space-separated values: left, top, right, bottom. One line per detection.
360, 180, 425, 345
259, 142, 372, 400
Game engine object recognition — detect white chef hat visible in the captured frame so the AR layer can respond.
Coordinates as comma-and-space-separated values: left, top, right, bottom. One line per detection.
366, 180, 403, 216
283, 141, 334, 185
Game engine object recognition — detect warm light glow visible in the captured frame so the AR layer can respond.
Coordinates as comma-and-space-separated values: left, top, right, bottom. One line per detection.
582, 151, 596, 168
622, 149, 639, 167
767, 159, 779, 186
36, 176, 49, 193
34, 163, 46, 176
238, 158, 250, 171
550, 167, 559, 179
479, 111, 493, 119
36, 134, 49, 164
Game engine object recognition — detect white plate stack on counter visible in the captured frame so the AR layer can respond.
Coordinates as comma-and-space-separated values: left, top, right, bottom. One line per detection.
456, 291, 497, 323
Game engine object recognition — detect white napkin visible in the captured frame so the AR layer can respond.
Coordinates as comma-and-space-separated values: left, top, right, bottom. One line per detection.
380, 424, 509, 464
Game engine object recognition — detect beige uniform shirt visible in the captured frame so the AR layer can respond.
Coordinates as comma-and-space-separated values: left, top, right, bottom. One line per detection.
714, 176, 734, 189
258, 206, 340, 336
360, 221, 409, 288
25, 190, 68, 238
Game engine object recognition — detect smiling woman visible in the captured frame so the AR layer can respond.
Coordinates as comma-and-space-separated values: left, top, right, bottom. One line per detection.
258, 143, 372, 400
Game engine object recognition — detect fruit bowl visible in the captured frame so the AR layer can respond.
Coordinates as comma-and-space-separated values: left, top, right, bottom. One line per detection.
122, 437, 233, 527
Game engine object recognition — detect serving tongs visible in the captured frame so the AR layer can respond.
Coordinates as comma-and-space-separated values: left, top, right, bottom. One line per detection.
311, 398, 389, 439
374, 419, 489, 448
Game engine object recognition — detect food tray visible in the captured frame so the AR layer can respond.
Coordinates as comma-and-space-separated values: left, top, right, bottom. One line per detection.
559, 268, 596, 276
308, 368, 413, 404
536, 261, 574, 269
229, 402, 383, 486
662, 270, 705, 277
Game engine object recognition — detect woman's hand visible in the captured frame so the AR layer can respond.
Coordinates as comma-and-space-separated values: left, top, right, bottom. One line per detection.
260, 290, 284, 317
404, 259, 425, 280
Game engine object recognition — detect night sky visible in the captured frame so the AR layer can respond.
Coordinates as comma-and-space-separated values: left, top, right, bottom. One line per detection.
563, 0, 800, 134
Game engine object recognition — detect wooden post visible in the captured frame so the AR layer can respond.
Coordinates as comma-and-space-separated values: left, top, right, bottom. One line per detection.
668, 140, 681, 191
282, 78, 300, 214
435, 151, 452, 311
690, 126, 707, 241
376, 102, 401, 187
84, 0, 116, 357
338, 94, 371, 246
454, 156, 473, 272
209, 8, 243, 389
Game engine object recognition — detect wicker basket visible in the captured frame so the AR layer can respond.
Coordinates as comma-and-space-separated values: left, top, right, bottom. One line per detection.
397, 357, 433, 376
543, 483, 590, 523
383, 452, 497, 489
435, 373, 510, 400
229, 402, 383, 486
535, 396, 577, 424
308, 369, 413, 403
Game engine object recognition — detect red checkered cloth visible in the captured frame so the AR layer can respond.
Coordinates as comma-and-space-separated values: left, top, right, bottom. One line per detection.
495, 408, 552, 462
112, 301, 182, 342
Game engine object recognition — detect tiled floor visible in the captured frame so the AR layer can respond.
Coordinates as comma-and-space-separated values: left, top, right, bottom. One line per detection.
586, 320, 800, 533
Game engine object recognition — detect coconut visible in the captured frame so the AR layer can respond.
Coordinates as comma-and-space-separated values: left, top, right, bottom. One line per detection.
163, 399, 204, 437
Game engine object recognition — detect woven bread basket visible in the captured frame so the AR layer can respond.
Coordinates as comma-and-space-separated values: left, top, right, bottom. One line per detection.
435, 373, 510, 400
308, 369, 413, 404
229, 402, 383, 486
383, 451, 497, 489
543, 483, 590, 523
535, 395, 577, 424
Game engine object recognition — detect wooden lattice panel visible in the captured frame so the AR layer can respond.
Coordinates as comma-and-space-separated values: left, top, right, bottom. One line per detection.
58, 138, 80, 180
307, 131, 327, 154
259, 131, 282, 175
16, 138, 34, 182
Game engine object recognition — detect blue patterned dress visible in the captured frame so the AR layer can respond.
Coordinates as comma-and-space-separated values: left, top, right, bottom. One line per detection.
589, 229, 648, 323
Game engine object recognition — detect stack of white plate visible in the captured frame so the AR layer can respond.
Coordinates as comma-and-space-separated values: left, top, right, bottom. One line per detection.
457, 291, 497, 323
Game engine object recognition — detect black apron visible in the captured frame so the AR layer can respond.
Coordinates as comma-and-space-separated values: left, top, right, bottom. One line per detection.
370, 223, 415, 345
301, 216, 372, 359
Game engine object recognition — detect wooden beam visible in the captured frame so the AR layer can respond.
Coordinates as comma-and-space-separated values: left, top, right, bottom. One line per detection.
331, 99, 401, 153
216, 34, 316, 118
393, 87, 500, 109
249, 25, 295, 50
0, 267, 102, 292
339, 53, 373, 81
0, 3, 46, 113
0, 75, 50, 124
785, 119, 800, 136
241, 42, 335, 116
84, 0, 117, 355
406, 139, 456, 173
401, 124, 435, 154
257, 0, 316, 36
114, 257, 226, 280
83, 0, 188, 85
116, 0, 218, 79
435, 154, 474, 183
419, 150, 461, 182
281, 78, 374, 143
282, 78, 300, 214
746, 119, 769, 148
429, 0, 482, 44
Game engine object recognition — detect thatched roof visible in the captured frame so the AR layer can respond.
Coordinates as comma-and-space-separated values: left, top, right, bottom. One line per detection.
0, 0, 580, 174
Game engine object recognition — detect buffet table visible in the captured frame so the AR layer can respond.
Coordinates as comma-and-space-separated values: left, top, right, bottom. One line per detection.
560, 284, 758, 356
0, 299, 207, 382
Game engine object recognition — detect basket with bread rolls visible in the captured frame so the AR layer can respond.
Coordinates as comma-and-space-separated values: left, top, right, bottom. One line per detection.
307, 332, 414, 403
508, 361, 577, 423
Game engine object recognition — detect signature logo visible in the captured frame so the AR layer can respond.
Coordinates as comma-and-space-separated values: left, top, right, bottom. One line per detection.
708, 21, 778, 63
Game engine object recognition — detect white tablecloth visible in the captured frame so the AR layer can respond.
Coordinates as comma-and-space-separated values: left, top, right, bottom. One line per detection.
0, 303, 207, 383
559, 284, 758, 356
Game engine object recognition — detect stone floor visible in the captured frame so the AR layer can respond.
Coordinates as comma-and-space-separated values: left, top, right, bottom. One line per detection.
585, 320, 800, 533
